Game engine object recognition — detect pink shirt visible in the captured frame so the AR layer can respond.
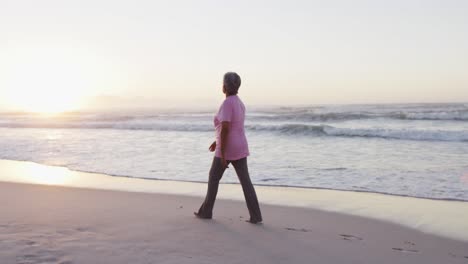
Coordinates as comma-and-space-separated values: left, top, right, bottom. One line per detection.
214, 95, 250, 160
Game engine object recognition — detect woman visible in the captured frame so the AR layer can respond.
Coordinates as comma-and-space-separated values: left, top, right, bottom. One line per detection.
195, 72, 263, 224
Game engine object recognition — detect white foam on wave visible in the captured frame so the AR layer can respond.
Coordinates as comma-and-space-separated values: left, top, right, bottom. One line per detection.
0, 103, 467, 142
0, 119, 467, 142
404, 111, 468, 121
322, 126, 468, 142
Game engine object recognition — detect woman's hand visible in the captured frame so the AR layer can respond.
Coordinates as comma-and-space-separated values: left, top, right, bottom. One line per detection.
209, 141, 216, 152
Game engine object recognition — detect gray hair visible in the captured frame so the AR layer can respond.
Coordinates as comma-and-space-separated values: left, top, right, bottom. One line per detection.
223, 72, 241, 95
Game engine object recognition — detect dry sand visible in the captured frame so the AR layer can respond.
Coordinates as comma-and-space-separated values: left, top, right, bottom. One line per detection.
1, 181, 467, 264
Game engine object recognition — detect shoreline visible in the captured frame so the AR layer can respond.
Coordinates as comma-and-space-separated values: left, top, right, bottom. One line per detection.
2, 158, 467, 203
1, 159, 468, 243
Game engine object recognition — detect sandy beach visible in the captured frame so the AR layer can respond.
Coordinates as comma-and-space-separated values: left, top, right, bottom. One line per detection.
2, 0, 467, 263
1, 179, 467, 264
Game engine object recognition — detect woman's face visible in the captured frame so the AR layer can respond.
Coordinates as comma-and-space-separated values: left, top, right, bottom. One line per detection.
222, 83, 227, 94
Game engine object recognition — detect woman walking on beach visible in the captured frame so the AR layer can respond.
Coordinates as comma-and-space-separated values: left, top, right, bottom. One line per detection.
195, 72, 263, 224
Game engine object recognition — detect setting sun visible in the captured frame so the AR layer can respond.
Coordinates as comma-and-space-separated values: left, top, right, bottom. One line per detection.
6, 89, 83, 114
5, 65, 86, 113
2, 45, 94, 113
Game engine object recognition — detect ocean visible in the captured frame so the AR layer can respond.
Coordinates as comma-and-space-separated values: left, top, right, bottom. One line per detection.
1, 103, 467, 201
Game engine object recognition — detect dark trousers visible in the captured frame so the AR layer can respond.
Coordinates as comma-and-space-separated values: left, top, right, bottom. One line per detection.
197, 157, 262, 221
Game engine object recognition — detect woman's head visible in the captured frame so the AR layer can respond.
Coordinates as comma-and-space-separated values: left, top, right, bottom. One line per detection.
223, 72, 241, 96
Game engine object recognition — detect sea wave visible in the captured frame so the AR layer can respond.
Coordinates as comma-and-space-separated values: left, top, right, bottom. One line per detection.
0, 120, 214, 132
321, 125, 468, 142
247, 124, 468, 142
0, 120, 466, 142
248, 110, 468, 121
248, 103, 468, 121
2, 103, 468, 122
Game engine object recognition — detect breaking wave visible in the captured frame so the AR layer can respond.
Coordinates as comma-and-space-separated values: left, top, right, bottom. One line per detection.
247, 124, 468, 142
0, 119, 466, 142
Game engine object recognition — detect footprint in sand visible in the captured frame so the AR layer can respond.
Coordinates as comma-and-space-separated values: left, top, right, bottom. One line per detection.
16, 249, 71, 264
20, 239, 37, 246
339, 234, 363, 241
0, 223, 13, 230
449, 253, 468, 260
392, 247, 419, 253
285, 227, 312, 232
75, 226, 92, 233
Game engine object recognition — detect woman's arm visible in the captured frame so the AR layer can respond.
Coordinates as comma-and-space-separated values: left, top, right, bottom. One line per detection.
220, 121, 230, 168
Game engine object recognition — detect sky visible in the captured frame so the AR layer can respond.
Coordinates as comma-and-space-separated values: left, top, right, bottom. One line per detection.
1, 0, 467, 111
